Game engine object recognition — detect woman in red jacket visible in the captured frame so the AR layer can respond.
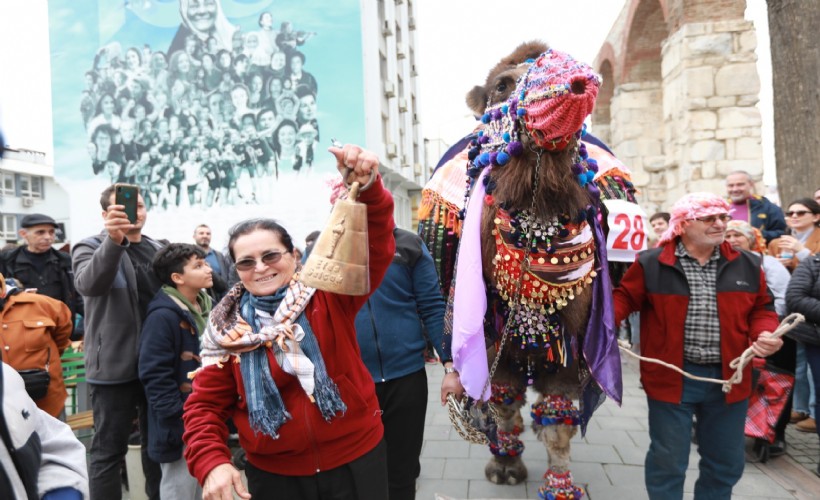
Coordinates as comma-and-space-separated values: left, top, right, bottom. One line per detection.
183, 144, 395, 500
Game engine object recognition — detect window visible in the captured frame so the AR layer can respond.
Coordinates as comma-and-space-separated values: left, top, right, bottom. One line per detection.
19, 174, 43, 198
0, 172, 14, 197
0, 215, 17, 240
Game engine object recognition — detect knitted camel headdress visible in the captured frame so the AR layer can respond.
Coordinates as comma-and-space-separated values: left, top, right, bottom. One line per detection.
465, 48, 602, 198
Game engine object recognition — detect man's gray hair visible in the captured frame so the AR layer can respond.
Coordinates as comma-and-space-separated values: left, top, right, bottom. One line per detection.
726, 170, 753, 183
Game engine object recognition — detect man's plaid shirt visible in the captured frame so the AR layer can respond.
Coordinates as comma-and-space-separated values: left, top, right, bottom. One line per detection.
675, 241, 721, 364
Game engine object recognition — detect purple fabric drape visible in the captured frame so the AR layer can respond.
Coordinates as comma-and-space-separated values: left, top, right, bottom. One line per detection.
451, 167, 491, 401
583, 211, 623, 406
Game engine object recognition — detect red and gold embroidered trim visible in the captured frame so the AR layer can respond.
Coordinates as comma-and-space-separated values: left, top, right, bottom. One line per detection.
492, 209, 596, 314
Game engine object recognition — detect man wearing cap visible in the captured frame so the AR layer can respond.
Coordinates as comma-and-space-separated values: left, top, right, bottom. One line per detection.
613, 192, 783, 499
0, 214, 82, 339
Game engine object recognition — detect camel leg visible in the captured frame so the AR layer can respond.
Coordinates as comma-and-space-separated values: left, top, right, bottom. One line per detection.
531, 394, 585, 499
484, 382, 528, 485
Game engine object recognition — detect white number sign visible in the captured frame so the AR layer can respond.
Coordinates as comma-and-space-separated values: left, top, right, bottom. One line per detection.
603, 199, 648, 263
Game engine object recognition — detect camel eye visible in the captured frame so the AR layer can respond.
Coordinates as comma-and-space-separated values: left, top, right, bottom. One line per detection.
495, 82, 507, 93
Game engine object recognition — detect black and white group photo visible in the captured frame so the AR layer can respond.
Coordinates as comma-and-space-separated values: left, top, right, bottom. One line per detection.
81, 0, 320, 210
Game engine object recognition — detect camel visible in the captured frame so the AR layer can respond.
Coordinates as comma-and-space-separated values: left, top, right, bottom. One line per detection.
419, 42, 626, 498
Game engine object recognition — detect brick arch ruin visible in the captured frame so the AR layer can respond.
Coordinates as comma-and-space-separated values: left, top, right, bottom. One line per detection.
593, 0, 763, 214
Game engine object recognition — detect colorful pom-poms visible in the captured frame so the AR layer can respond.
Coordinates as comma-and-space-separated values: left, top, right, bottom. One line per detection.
481, 113, 491, 124
577, 174, 587, 186
502, 132, 511, 143
479, 135, 490, 145
585, 170, 596, 182
587, 158, 598, 172
496, 151, 510, 165
517, 107, 527, 117
468, 147, 479, 161
478, 152, 491, 166
484, 194, 494, 205
489, 152, 498, 165
570, 163, 583, 175
507, 141, 524, 157
501, 104, 509, 114
578, 143, 587, 156
493, 109, 503, 121
587, 183, 600, 198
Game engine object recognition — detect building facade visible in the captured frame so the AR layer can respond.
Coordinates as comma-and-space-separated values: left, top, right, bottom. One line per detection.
362, 0, 427, 228
592, 0, 764, 214
0, 147, 71, 245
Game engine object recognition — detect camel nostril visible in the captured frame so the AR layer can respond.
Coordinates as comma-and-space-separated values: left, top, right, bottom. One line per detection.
570, 79, 586, 95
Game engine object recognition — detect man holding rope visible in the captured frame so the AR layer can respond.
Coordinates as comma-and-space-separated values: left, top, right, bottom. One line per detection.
613, 192, 783, 500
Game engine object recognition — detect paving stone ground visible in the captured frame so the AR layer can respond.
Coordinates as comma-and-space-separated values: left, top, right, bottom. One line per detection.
419, 356, 820, 499
119, 354, 820, 499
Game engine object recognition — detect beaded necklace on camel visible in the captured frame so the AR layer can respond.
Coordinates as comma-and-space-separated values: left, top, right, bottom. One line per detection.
460, 58, 602, 364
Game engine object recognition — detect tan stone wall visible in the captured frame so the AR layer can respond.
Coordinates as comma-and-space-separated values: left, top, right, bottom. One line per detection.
609, 82, 665, 213
660, 19, 763, 208
592, 0, 765, 212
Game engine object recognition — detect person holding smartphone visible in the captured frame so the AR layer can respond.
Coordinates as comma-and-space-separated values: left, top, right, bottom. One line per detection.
71, 184, 167, 499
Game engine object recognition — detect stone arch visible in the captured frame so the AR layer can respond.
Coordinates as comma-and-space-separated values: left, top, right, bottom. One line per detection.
622, 0, 668, 83
592, 58, 615, 144
595, 0, 763, 215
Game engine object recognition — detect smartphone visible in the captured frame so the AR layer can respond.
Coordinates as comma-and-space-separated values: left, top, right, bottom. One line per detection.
115, 183, 139, 224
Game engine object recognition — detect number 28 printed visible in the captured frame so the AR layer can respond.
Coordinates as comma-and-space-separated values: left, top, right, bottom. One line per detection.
612, 213, 646, 251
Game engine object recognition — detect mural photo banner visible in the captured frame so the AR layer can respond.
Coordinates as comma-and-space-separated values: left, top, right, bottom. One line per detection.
48, 0, 365, 245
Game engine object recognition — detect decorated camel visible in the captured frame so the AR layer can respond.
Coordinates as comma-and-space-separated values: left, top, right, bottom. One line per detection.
419, 42, 633, 498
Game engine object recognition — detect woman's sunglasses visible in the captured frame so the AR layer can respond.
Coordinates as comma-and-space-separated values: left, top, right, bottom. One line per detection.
785, 210, 811, 217
235, 251, 285, 272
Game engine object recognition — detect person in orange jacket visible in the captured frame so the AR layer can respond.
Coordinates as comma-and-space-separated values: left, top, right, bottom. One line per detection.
0, 273, 72, 418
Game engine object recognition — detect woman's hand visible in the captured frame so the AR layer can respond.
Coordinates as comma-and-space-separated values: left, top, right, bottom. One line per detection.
328, 144, 379, 186
777, 235, 804, 254
202, 463, 251, 500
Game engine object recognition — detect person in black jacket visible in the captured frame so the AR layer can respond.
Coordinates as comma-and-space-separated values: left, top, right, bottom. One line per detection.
726, 171, 787, 243
785, 254, 820, 477
0, 213, 83, 340
139, 243, 213, 499
354, 228, 462, 500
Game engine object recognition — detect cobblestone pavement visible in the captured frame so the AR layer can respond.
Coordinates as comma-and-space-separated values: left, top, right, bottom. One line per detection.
419, 356, 820, 499
785, 422, 819, 475
119, 355, 820, 499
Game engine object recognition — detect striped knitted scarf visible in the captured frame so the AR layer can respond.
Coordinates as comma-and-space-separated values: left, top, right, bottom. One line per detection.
200, 278, 346, 438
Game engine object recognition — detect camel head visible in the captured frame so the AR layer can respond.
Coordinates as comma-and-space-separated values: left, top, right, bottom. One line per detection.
466, 40, 549, 116
466, 46, 602, 217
